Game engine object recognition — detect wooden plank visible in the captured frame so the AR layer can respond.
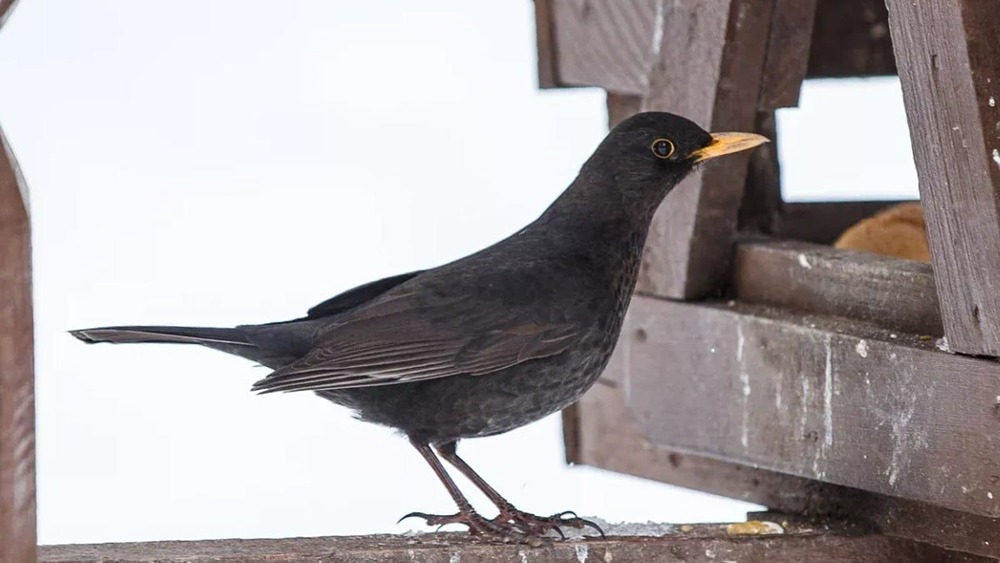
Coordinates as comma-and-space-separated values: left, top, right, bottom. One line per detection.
614, 296, 1000, 517
758, 0, 818, 109
886, 0, 1000, 356
533, 0, 560, 89
37, 528, 985, 563
638, 0, 776, 299
738, 112, 782, 235
567, 379, 1000, 558
734, 239, 942, 336
536, 0, 897, 93
773, 201, 908, 245
0, 124, 35, 562
807, 0, 896, 77
605, 92, 641, 129
547, 0, 659, 95
0, 0, 19, 31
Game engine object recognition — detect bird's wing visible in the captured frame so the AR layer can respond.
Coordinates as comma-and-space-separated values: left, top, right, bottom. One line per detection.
250, 262, 592, 394
304, 270, 423, 319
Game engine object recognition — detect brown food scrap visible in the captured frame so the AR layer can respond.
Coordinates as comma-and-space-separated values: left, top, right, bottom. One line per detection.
834, 202, 930, 262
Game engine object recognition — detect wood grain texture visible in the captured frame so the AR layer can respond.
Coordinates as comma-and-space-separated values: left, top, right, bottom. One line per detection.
887, 0, 1000, 356
0, 124, 35, 562
758, 0, 818, 109
38, 528, 987, 563
734, 239, 942, 336
616, 296, 1000, 517
0, 0, 19, 31
567, 363, 1000, 558
639, 0, 776, 299
548, 0, 659, 95
807, 0, 896, 77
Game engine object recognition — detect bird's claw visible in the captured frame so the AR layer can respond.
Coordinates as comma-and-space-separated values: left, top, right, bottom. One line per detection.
494, 507, 605, 539
398, 510, 528, 542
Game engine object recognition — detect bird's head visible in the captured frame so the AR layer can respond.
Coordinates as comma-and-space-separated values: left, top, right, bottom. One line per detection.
573, 111, 768, 220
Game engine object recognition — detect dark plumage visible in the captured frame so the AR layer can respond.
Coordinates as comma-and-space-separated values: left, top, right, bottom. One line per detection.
71, 112, 766, 539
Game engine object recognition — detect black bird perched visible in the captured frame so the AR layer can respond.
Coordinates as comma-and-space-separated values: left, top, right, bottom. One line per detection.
71, 112, 766, 540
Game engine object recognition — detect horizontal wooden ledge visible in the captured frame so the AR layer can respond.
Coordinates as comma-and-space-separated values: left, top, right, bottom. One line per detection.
38, 524, 971, 563
734, 238, 941, 336
566, 382, 1000, 559
612, 296, 1000, 517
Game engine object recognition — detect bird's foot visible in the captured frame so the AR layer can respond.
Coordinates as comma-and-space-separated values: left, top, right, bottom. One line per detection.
494, 508, 605, 539
399, 510, 530, 543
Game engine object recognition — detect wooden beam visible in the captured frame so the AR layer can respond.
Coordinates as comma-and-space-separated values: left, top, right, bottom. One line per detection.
758, 0, 818, 109
734, 239, 942, 336
638, 0, 776, 299
0, 0, 19, 31
612, 296, 1000, 517
533, 0, 560, 89
566, 381, 1000, 559
38, 527, 984, 563
544, 0, 659, 95
0, 124, 35, 562
886, 0, 1000, 356
806, 0, 896, 78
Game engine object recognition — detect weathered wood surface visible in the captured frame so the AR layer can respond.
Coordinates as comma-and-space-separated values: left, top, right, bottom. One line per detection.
568, 371, 1000, 558
806, 0, 895, 77
887, 0, 1000, 356
758, 0, 817, 109
537, 0, 896, 93
0, 122, 35, 563
38, 526, 986, 563
734, 239, 942, 336
612, 296, 1000, 517
637, 0, 775, 299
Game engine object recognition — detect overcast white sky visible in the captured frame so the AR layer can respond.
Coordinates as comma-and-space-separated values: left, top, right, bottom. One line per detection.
0, 1, 918, 545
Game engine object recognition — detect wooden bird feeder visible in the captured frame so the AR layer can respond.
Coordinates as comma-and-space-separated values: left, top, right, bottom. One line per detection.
2, 1, 999, 561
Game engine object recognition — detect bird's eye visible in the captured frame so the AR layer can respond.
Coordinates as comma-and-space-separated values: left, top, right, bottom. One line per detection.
651, 138, 675, 159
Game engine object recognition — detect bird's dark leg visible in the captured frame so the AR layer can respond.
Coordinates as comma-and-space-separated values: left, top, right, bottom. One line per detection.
435, 441, 604, 538
399, 439, 523, 540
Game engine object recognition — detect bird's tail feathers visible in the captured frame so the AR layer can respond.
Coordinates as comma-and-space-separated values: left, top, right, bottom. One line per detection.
70, 325, 252, 347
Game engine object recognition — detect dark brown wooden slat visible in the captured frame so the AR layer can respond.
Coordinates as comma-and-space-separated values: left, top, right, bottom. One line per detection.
0, 124, 35, 563
0, 0, 19, 31
567, 372, 1000, 558
38, 529, 987, 563
773, 201, 909, 245
738, 112, 782, 235
886, 0, 1000, 356
533, 0, 560, 89
807, 0, 896, 77
638, 0, 776, 299
615, 296, 1000, 517
605, 92, 641, 128
734, 239, 942, 336
758, 0, 818, 109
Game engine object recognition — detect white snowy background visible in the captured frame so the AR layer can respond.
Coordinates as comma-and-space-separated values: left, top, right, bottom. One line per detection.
0, 1, 918, 544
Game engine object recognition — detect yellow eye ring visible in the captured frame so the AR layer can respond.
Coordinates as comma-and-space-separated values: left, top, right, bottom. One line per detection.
651, 138, 675, 159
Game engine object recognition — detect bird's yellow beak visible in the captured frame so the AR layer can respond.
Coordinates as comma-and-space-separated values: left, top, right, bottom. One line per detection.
690, 132, 769, 163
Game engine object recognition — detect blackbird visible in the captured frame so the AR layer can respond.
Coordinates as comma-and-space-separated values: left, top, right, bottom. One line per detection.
71, 112, 766, 540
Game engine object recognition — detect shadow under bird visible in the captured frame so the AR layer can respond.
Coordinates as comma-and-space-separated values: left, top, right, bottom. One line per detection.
72, 112, 767, 540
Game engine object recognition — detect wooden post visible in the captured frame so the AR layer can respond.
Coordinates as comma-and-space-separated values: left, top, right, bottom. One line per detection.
0, 3, 36, 560
0, 126, 36, 562
886, 0, 1000, 356
636, 0, 776, 298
